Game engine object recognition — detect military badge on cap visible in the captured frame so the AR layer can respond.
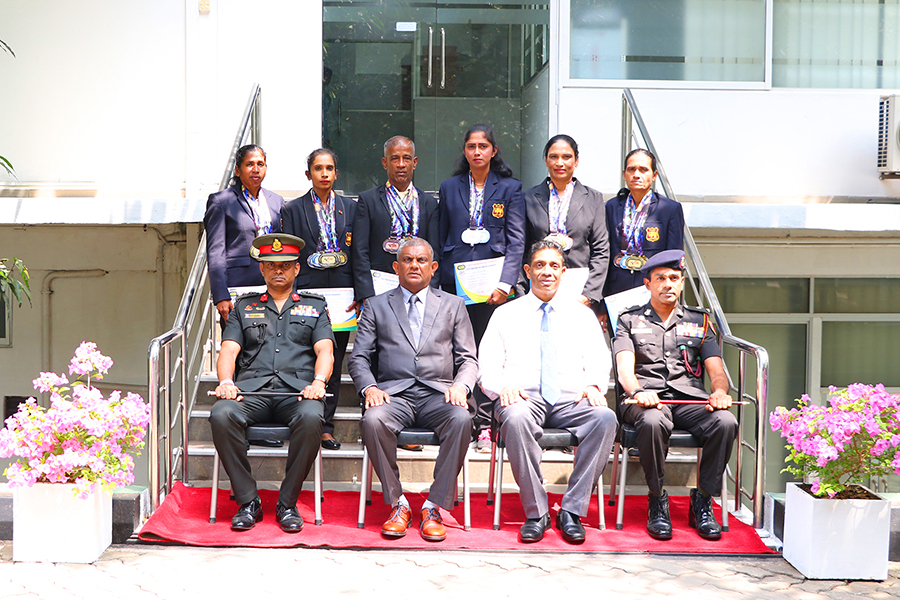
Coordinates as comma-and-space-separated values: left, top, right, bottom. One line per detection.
251, 233, 305, 262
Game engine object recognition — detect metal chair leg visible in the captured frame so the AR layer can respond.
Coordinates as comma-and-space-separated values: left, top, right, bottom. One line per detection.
721, 467, 729, 532
314, 447, 323, 525
608, 442, 620, 506
357, 448, 369, 529
463, 452, 471, 531
492, 446, 504, 530
597, 474, 605, 530
209, 450, 220, 523
615, 444, 628, 530
365, 456, 374, 505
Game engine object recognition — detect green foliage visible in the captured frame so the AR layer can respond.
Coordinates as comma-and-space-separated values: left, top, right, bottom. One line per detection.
0, 257, 31, 308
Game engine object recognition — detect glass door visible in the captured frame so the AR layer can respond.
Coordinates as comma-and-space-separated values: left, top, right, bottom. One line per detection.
323, 1, 549, 194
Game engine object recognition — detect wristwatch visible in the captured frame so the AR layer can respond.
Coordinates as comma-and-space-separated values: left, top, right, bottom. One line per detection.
314, 374, 328, 384
628, 387, 645, 398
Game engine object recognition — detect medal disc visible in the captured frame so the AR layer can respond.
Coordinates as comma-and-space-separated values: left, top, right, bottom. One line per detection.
545, 233, 573, 252
308, 251, 348, 270
382, 237, 401, 254
461, 228, 490, 245
622, 254, 648, 272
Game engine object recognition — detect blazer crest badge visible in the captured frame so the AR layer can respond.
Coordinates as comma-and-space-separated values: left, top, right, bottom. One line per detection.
491, 203, 504, 218
645, 226, 660, 242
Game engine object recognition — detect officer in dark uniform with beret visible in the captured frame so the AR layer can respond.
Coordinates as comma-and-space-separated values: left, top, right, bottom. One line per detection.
613, 249, 737, 541
210, 233, 335, 533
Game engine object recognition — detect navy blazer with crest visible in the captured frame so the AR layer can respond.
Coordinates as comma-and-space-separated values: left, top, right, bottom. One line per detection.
604, 188, 684, 298
281, 190, 356, 291
204, 183, 284, 304
350, 184, 439, 301
519, 178, 609, 304
437, 170, 526, 293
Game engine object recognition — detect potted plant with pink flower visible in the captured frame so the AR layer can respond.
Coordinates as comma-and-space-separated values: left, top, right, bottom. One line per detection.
0, 342, 151, 563
770, 383, 899, 580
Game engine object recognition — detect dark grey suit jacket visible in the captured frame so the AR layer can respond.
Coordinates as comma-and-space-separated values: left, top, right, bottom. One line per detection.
518, 178, 609, 304
348, 286, 478, 398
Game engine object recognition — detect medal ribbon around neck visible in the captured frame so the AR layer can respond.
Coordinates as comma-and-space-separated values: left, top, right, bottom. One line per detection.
623, 191, 652, 256
548, 179, 575, 235
243, 185, 273, 236
385, 182, 419, 238
468, 173, 486, 228
312, 190, 340, 252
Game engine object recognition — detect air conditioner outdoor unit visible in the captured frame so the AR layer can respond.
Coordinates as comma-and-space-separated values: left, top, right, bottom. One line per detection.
877, 95, 900, 173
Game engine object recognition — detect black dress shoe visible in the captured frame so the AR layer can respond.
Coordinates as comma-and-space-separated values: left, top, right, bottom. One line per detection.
518, 513, 551, 543
231, 497, 262, 531
556, 509, 586, 544
321, 437, 341, 451
689, 488, 722, 540
276, 502, 304, 533
647, 491, 673, 540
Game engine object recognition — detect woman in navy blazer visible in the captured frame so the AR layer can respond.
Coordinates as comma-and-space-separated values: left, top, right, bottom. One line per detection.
281, 148, 357, 450
438, 123, 526, 442
604, 148, 684, 298
204, 144, 284, 323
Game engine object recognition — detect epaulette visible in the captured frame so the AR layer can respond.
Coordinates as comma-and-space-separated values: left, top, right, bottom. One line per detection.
234, 291, 263, 303
298, 291, 327, 302
684, 305, 711, 315
620, 303, 646, 315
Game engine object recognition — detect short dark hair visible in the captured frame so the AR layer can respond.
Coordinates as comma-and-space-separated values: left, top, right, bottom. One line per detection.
543, 134, 579, 159
526, 240, 566, 267
384, 135, 416, 156
624, 148, 657, 173
397, 237, 434, 262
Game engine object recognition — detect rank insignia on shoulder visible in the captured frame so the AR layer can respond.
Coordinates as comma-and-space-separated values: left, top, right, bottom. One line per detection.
291, 293, 301, 301
299, 291, 326, 301
291, 305, 320, 317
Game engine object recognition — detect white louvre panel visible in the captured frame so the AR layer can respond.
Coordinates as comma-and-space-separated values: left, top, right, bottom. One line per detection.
877, 95, 900, 174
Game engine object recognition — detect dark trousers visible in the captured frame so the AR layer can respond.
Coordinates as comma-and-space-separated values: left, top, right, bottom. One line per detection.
466, 302, 497, 435
323, 330, 351, 435
621, 401, 738, 497
359, 383, 472, 509
209, 380, 324, 507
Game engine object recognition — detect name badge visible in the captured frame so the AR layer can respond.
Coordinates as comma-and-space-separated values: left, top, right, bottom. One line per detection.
631, 327, 653, 334
245, 313, 265, 318
461, 227, 490, 245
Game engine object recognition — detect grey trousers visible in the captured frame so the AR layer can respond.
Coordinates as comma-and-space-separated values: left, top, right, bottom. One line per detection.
621, 402, 738, 496
359, 383, 472, 510
209, 386, 323, 508
496, 398, 618, 519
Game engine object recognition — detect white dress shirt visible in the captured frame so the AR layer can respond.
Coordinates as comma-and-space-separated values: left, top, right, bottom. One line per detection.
478, 291, 611, 404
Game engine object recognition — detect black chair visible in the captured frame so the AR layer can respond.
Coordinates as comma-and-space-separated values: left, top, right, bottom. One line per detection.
487, 426, 605, 531
357, 428, 471, 530
209, 423, 324, 525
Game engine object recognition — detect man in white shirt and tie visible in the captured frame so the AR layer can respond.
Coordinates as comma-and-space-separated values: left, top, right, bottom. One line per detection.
479, 240, 617, 544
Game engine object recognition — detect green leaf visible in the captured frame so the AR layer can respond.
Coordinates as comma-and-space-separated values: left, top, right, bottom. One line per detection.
0, 155, 13, 176
0, 38, 14, 57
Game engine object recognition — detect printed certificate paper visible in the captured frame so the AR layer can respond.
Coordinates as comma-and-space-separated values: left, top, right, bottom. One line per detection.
370, 270, 400, 297
453, 257, 504, 305
605, 285, 651, 335
300, 287, 357, 331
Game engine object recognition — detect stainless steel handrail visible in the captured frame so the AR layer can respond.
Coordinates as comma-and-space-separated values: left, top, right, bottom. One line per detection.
147, 84, 262, 513
621, 89, 770, 529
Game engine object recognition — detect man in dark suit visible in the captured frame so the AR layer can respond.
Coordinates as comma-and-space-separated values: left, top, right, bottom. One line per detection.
351, 136, 440, 302
210, 233, 335, 534
348, 238, 477, 542
204, 145, 285, 323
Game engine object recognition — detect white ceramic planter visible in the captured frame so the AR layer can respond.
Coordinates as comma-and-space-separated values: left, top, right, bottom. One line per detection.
783, 481, 890, 580
13, 483, 112, 563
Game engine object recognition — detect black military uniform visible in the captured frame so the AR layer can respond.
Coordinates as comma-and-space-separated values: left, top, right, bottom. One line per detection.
614, 300, 737, 498
210, 289, 334, 510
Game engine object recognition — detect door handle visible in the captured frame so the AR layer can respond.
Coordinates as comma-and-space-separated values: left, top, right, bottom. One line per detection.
440, 27, 446, 90
427, 26, 434, 89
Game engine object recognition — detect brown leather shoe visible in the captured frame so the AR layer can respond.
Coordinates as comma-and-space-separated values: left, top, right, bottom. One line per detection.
419, 507, 447, 542
381, 504, 412, 538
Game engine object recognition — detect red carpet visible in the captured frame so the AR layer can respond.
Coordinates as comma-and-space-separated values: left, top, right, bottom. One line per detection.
139, 482, 773, 554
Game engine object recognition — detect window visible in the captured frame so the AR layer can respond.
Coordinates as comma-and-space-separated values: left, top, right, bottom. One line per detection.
0, 294, 9, 347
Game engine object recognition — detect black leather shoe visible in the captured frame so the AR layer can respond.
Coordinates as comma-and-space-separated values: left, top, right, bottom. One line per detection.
647, 491, 673, 540
231, 497, 262, 531
321, 437, 341, 451
518, 513, 550, 543
689, 488, 722, 540
556, 509, 586, 544
276, 502, 304, 533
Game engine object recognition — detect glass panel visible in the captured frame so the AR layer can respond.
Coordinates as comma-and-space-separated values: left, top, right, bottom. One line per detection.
821, 322, 900, 387
569, 0, 766, 82
724, 324, 808, 495
814, 278, 900, 313
0, 294, 6, 340
774, 0, 900, 89
711, 278, 810, 313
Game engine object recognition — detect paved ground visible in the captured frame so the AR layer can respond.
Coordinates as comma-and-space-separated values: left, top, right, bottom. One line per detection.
2, 541, 899, 599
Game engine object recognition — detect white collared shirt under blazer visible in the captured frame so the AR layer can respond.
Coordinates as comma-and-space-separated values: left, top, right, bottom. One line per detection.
478, 291, 611, 402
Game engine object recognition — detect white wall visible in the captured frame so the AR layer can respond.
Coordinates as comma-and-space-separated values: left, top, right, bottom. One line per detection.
0, 0, 323, 207
558, 87, 900, 201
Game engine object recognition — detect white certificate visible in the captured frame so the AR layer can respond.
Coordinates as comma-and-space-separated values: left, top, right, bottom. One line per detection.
453, 257, 505, 305
605, 285, 651, 335
554, 267, 590, 303
370, 270, 399, 297
299, 287, 357, 331
228, 285, 266, 302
